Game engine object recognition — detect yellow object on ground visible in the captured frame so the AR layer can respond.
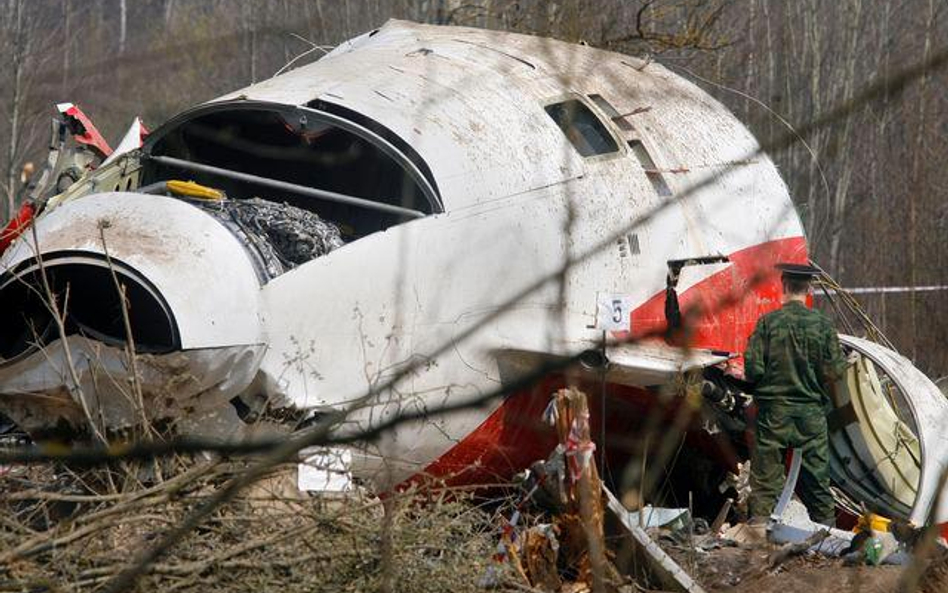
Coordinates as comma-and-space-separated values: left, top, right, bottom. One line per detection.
854, 512, 891, 533
166, 180, 224, 200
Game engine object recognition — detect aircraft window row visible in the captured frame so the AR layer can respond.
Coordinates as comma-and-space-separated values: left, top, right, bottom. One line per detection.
544, 99, 619, 157
585, 92, 675, 198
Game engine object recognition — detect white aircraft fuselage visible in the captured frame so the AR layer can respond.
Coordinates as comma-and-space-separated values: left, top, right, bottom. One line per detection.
6, 21, 946, 526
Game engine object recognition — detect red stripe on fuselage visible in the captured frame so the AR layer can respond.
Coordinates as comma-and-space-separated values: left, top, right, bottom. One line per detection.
621, 236, 808, 361
411, 236, 808, 486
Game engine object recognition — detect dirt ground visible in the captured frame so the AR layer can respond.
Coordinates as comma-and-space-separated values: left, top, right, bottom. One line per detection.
666, 540, 903, 593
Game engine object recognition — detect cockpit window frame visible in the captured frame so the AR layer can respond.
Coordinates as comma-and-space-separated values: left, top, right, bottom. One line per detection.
587, 93, 636, 133
541, 94, 626, 163
142, 99, 444, 215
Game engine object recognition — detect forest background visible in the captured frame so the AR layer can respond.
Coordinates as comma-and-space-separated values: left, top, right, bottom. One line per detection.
0, 0, 945, 378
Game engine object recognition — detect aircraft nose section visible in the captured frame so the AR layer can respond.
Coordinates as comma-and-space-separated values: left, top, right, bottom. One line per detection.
0, 192, 266, 435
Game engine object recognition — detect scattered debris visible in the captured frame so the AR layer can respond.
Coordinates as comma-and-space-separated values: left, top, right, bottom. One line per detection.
605, 487, 707, 593
478, 387, 707, 592
0, 383, 941, 593
626, 505, 691, 530
767, 529, 830, 570
482, 388, 626, 592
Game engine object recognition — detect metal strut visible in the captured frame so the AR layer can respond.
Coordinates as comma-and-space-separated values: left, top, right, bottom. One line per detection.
146, 155, 426, 219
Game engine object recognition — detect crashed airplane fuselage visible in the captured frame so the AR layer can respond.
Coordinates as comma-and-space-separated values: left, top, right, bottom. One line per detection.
1, 21, 947, 527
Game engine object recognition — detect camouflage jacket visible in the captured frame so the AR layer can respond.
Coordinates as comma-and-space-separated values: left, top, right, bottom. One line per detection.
744, 301, 847, 411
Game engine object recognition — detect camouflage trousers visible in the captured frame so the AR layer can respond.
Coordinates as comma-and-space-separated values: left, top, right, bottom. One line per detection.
748, 404, 836, 525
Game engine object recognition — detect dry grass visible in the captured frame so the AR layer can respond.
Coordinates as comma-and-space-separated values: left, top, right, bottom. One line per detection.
0, 458, 501, 593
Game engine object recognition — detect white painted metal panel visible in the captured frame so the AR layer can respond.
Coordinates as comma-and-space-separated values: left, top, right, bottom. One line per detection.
210, 20, 803, 253
1, 193, 264, 349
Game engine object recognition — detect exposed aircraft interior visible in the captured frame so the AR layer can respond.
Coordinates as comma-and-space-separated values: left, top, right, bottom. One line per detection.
140, 103, 440, 273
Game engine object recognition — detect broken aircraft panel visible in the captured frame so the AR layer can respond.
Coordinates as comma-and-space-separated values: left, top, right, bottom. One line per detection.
1, 20, 947, 529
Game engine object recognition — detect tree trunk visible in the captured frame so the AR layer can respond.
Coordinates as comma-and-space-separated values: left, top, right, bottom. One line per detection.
314, 0, 325, 41
164, 0, 175, 26
827, 0, 864, 277
908, 0, 937, 361
245, 1, 257, 83
119, 0, 127, 54
344, 0, 352, 37
5, 0, 24, 220
61, 0, 70, 95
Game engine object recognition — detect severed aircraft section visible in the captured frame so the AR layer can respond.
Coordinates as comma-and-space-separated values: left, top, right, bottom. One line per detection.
0, 20, 946, 533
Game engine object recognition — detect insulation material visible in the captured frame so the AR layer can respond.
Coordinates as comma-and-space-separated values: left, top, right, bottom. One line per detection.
0, 338, 264, 437
229, 197, 344, 268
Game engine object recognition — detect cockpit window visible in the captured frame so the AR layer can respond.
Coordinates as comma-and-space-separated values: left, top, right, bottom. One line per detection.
544, 99, 619, 157
139, 104, 440, 278
143, 106, 434, 242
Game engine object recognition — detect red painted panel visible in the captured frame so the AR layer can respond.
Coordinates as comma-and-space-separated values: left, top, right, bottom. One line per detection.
0, 201, 35, 256
61, 104, 113, 159
621, 236, 808, 359
413, 236, 807, 485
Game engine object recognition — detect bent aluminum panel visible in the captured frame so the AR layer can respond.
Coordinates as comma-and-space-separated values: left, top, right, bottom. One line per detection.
0, 340, 263, 435
838, 334, 948, 525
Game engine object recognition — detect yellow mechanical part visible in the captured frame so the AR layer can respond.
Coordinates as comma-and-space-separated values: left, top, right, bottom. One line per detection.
854, 512, 891, 534
166, 180, 224, 201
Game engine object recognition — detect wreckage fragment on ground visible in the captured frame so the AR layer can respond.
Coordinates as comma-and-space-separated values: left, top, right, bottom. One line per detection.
1, 19, 947, 538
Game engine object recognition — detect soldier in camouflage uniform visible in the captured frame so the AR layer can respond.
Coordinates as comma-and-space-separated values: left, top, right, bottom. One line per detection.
744, 263, 848, 525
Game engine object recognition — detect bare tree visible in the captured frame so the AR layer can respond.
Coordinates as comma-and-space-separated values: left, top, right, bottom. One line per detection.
1, 0, 30, 221
119, 0, 127, 54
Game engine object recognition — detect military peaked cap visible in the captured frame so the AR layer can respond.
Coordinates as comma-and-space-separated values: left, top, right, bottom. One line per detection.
775, 262, 821, 279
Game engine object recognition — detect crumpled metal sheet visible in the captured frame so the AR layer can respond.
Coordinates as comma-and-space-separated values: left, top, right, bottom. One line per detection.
0, 337, 264, 438
628, 506, 691, 530
838, 335, 948, 525
229, 197, 343, 268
